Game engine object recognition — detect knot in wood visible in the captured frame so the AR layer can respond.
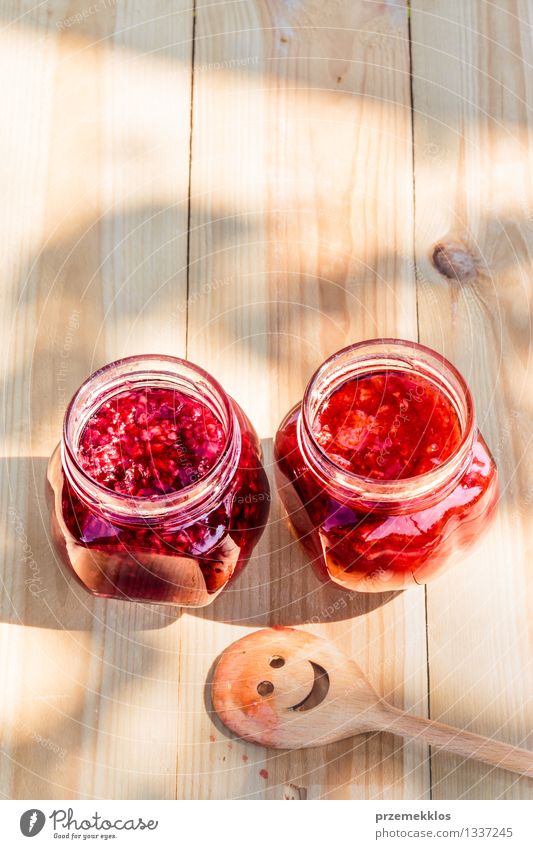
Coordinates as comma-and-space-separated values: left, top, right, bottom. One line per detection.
432, 241, 477, 282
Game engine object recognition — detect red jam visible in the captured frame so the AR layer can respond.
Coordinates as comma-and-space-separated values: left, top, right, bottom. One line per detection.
47, 358, 270, 607
312, 371, 462, 480
274, 342, 498, 593
78, 387, 226, 496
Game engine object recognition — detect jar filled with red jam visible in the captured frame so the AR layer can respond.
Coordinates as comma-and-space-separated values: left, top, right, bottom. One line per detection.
274, 339, 498, 593
47, 356, 270, 606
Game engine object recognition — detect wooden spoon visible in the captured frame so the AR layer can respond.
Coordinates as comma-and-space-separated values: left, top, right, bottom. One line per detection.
212, 627, 533, 777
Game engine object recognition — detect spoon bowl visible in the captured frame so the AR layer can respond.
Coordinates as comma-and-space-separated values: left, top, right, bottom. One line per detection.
213, 627, 393, 748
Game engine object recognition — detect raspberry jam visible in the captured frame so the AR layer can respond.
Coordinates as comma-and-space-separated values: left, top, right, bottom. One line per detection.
47, 356, 270, 606
274, 340, 498, 592
78, 387, 226, 496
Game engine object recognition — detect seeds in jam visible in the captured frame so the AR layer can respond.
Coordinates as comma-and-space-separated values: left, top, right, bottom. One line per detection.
78, 386, 226, 496
312, 370, 462, 480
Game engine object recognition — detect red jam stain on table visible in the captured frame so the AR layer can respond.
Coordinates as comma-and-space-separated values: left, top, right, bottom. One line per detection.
275, 370, 498, 592
48, 386, 270, 606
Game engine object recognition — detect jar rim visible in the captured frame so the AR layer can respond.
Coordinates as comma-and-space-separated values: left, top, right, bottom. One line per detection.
299, 338, 476, 505
61, 354, 241, 524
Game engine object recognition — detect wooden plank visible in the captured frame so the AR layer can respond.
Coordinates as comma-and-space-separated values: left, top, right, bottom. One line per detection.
411, 0, 533, 799
0, 2, 194, 798
181, 0, 429, 799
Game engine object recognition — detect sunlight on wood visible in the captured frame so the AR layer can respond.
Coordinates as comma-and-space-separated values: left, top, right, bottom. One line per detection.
0, 0, 532, 800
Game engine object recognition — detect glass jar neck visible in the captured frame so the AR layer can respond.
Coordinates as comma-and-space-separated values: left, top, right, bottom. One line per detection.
297, 339, 476, 512
61, 355, 241, 527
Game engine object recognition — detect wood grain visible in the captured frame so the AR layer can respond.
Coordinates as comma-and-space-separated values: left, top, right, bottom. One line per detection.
0, 1, 194, 799
0, 0, 531, 801
182, 0, 428, 800
411, 0, 533, 799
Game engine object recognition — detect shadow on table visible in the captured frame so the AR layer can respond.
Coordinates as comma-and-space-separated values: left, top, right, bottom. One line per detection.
191, 437, 401, 627
0, 449, 398, 632
0, 455, 181, 632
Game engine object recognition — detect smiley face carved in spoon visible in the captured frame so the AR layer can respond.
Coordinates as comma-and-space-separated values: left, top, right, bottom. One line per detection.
211, 627, 380, 749
211, 628, 533, 778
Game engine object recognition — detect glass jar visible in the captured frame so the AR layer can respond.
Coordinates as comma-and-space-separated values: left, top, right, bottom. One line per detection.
274, 339, 498, 593
47, 355, 270, 607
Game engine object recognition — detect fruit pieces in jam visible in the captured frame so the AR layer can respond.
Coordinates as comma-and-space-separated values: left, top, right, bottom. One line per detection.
274, 370, 498, 592
48, 388, 270, 606
312, 371, 462, 480
78, 387, 226, 496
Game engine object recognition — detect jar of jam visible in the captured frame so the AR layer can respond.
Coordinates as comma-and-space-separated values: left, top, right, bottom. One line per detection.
274, 339, 498, 593
47, 355, 270, 606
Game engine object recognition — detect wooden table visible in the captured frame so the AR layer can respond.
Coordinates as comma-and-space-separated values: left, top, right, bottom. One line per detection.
1, 0, 532, 801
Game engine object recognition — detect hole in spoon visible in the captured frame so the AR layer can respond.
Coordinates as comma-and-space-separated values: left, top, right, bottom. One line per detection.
269, 656, 285, 668
291, 663, 330, 712
257, 681, 274, 697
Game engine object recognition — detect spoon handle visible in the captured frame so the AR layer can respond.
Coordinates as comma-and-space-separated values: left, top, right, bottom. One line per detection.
381, 706, 533, 778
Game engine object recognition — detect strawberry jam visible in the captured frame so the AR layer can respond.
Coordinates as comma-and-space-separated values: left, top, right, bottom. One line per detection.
312, 371, 462, 480
274, 340, 498, 592
47, 356, 270, 607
